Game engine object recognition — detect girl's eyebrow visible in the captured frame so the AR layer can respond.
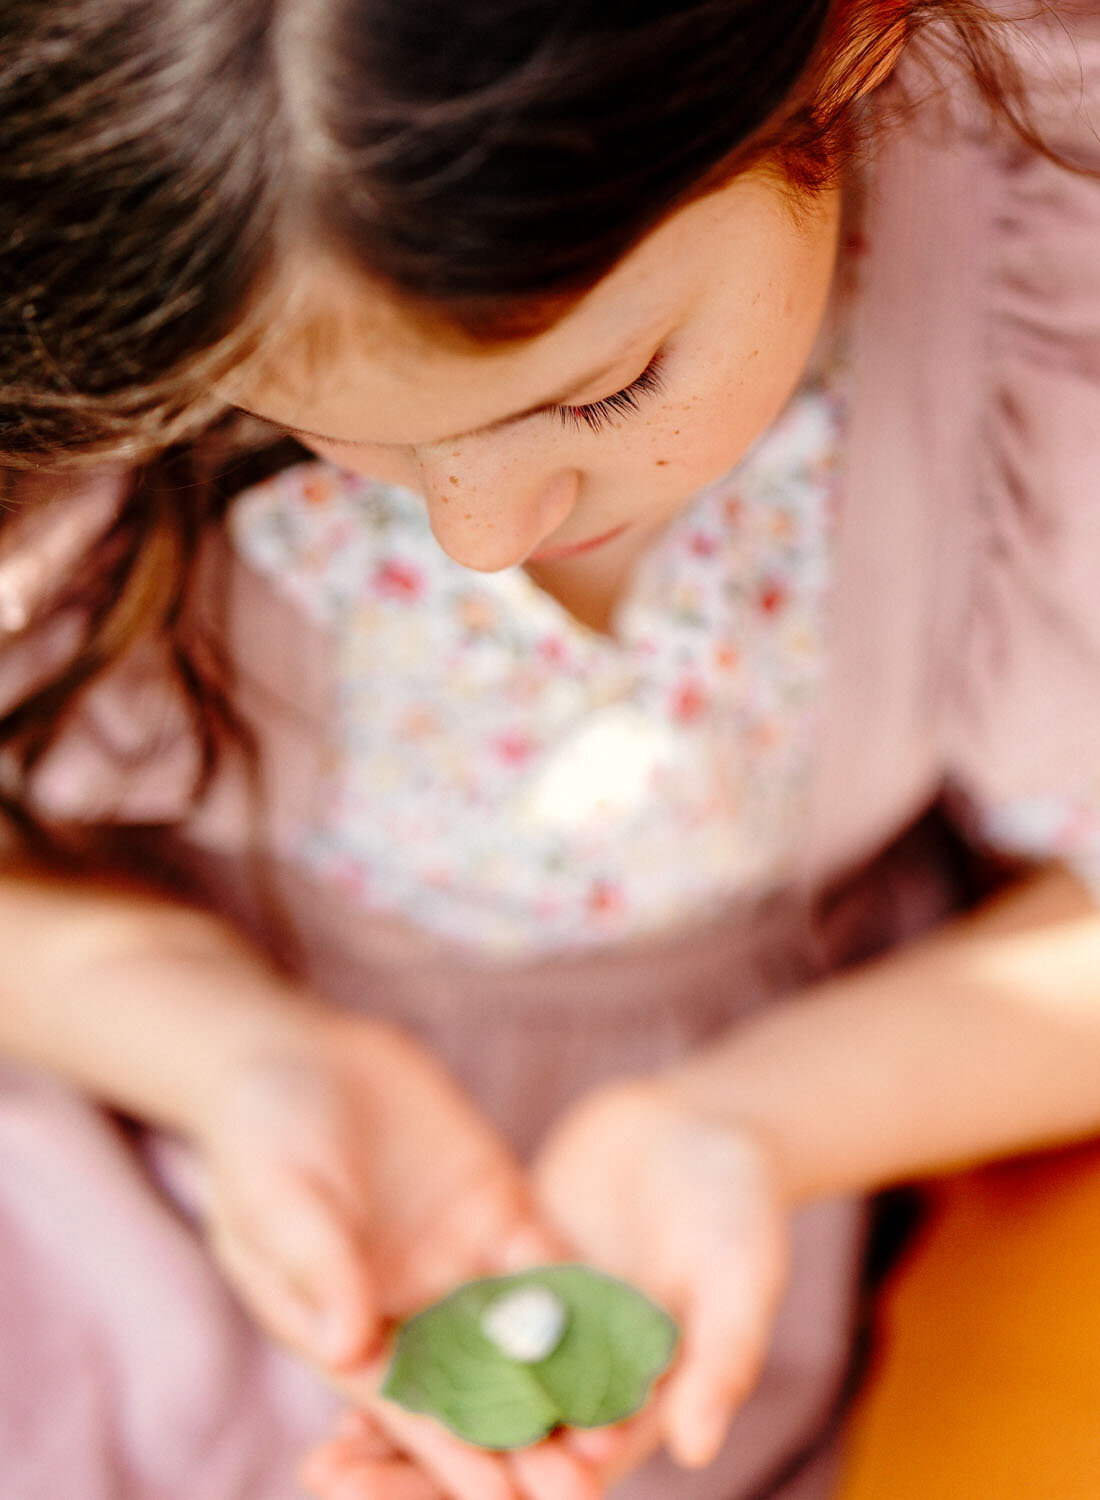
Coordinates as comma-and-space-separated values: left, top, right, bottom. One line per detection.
233, 347, 652, 448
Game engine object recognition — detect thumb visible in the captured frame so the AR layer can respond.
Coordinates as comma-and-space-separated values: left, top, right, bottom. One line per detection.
239, 1172, 380, 1369
491, 1214, 575, 1273
660, 1269, 777, 1469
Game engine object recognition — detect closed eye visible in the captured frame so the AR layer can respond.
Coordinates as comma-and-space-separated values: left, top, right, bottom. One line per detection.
553, 351, 668, 434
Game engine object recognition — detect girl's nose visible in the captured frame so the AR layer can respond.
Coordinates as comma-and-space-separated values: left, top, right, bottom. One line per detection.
415, 459, 580, 572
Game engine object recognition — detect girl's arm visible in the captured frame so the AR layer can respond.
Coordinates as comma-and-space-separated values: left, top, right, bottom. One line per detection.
530, 862, 1100, 1473
0, 860, 603, 1500
665, 863, 1100, 1202
290, 864, 1100, 1498
0, 861, 315, 1133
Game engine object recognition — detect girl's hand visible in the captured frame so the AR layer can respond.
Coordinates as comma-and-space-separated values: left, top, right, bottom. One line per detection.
530, 1078, 792, 1472
297, 1367, 624, 1500
190, 1008, 607, 1500
296, 1071, 787, 1498
192, 1008, 557, 1372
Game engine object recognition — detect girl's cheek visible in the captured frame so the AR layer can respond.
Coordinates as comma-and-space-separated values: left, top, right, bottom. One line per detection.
644, 394, 756, 485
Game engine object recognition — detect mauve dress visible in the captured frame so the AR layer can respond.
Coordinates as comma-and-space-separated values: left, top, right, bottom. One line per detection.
1, 7, 1099, 1498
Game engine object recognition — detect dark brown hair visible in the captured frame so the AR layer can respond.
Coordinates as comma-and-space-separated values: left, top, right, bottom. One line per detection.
0, 0, 1061, 855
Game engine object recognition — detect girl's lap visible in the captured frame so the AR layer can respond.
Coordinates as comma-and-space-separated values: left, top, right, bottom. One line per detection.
0, 1056, 861, 1500
0, 1066, 341, 1500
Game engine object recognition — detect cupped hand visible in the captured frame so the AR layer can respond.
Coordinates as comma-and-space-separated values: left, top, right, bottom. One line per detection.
295, 1072, 790, 1500
188, 1005, 608, 1500
530, 1078, 792, 1471
191, 1007, 555, 1370
297, 1374, 626, 1500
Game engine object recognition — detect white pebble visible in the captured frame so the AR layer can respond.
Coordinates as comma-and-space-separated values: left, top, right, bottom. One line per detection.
481, 1284, 567, 1363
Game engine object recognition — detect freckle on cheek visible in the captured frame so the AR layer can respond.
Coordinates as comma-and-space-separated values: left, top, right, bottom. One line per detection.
449, 475, 459, 485
655, 460, 669, 467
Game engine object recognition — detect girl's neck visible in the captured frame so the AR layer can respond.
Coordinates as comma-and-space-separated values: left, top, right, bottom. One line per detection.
524, 517, 669, 635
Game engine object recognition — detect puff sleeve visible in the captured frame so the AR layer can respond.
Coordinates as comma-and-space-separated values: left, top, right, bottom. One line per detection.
0, 471, 214, 830
943, 6, 1100, 888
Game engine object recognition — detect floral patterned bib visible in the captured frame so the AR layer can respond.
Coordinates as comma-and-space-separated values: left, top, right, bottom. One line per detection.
230, 371, 846, 957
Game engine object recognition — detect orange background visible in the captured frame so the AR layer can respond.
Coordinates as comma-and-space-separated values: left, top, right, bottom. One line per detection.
837, 1141, 1100, 1499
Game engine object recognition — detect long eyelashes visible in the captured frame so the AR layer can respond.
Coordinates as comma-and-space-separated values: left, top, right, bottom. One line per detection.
553, 352, 668, 434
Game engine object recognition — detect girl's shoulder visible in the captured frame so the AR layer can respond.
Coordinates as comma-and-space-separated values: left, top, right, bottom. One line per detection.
946, 0, 1100, 884
818, 0, 1100, 878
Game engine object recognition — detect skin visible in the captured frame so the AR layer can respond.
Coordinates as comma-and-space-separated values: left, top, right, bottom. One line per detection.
10, 23, 1100, 1500
228, 170, 842, 630
0, 169, 846, 1500
228, 99, 1100, 1500
217, 168, 845, 1500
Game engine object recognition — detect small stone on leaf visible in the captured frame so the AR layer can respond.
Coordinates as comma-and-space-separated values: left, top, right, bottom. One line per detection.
481, 1283, 567, 1362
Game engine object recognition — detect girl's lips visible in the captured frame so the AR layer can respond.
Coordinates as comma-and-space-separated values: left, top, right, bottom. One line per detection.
527, 523, 630, 564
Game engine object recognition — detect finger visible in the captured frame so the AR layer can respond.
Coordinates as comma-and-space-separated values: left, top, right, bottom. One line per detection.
335, 1409, 396, 1444
560, 1427, 623, 1466
207, 1208, 326, 1357
394, 1209, 563, 1313
298, 1423, 398, 1493
304, 1458, 443, 1500
359, 1394, 522, 1500
330, 1354, 524, 1500
489, 1218, 573, 1275
506, 1437, 603, 1500
211, 1181, 379, 1368
564, 1403, 663, 1485
255, 1174, 380, 1367
659, 1272, 776, 1469
316, 1390, 602, 1500
297, 1408, 444, 1500
396, 1171, 553, 1308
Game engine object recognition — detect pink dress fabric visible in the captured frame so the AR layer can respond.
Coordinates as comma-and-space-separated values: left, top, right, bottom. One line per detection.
2, 7, 1100, 1497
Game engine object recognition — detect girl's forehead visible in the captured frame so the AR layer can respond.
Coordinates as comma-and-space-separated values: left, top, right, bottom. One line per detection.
235, 244, 681, 445
228, 174, 788, 445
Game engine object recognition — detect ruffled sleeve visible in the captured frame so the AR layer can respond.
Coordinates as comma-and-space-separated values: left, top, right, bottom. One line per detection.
0, 467, 333, 849
944, 4, 1100, 887
0, 472, 213, 829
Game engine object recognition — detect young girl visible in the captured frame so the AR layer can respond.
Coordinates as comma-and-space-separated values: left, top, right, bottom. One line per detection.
2, 2, 1100, 1498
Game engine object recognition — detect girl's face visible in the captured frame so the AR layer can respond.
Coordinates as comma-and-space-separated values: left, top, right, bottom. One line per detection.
231, 170, 842, 573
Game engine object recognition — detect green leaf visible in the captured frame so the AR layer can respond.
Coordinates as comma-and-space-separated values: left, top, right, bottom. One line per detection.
381, 1265, 679, 1450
